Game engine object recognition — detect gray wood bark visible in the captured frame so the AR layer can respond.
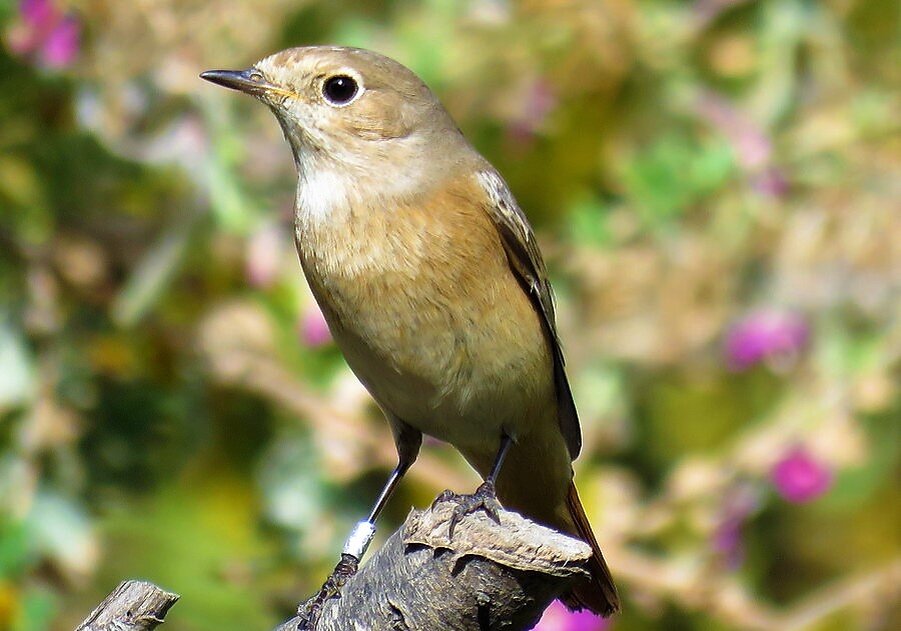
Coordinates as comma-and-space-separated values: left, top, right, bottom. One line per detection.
282, 502, 593, 631
75, 580, 179, 631
74, 500, 591, 631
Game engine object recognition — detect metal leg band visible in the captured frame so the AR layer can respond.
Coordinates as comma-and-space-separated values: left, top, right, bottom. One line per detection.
342, 520, 376, 559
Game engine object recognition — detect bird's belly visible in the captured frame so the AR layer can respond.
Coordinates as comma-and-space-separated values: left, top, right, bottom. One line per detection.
294, 182, 555, 449
327, 282, 554, 449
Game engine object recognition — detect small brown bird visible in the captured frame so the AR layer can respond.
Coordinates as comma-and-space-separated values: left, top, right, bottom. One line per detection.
201, 46, 618, 616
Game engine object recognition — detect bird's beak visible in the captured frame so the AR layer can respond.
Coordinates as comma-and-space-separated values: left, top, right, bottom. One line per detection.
200, 68, 280, 96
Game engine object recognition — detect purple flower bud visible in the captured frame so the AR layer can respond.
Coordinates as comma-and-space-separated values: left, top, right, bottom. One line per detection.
245, 223, 285, 289
39, 14, 80, 69
299, 304, 332, 348
711, 517, 744, 569
724, 309, 809, 371
696, 92, 772, 170
771, 446, 833, 503
20, 0, 55, 27
534, 600, 611, 631
696, 91, 789, 197
7, 0, 80, 69
507, 79, 557, 145
711, 484, 759, 569
751, 167, 790, 198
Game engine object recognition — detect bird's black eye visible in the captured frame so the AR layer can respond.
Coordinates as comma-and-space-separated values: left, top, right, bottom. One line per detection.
322, 75, 358, 105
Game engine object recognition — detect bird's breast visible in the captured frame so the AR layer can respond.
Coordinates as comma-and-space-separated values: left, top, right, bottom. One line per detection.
294, 174, 554, 447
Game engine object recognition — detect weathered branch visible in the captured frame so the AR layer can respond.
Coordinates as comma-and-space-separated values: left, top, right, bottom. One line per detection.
75, 580, 179, 631
74, 501, 592, 631
280, 501, 593, 631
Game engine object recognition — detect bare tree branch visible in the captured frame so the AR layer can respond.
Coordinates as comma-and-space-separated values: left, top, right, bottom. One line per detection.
282, 501, 593, 631
75, 580, 179, 631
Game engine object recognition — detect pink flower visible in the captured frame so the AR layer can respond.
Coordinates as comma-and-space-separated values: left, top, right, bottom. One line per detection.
696, 92, 771, 170
751, 167, 790, 198
711, 484, 759, 569
712, 515, 744, 569
724, 309, 809, 371
507, 79, 557, 145
696, 91, 789, 197
6, 0, 81, 69
245, 223, 285, 289
21, 0, 55, 25
694, 0, 748, 26
534, 600, 611, 631
38, 14, 79, 68
299, 304, 332, 348
771, 446, 833, 503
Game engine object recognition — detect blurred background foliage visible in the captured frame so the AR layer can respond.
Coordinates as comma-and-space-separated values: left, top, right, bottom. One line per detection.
0, 0, 898, 629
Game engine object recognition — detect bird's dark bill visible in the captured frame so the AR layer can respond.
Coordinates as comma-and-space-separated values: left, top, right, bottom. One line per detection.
200, 68, 274, 95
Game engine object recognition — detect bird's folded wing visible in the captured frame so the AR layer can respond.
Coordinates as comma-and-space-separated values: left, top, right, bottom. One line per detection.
476, 170, 582, 459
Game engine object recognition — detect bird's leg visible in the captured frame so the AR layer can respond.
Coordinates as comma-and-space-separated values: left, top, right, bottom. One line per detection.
295, 466, 406, 629
434, 433, 514, 540
294, 552, 361, 630
296, 433, 419, 629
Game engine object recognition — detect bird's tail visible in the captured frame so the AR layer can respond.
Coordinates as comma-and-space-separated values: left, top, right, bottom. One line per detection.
558, 482, 620, 616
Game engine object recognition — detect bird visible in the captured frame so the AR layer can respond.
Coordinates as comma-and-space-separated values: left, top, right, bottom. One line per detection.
201, 45, 619, 618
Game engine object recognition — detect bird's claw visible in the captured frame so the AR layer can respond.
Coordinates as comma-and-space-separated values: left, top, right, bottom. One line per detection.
295, 553, 359, 630
433, 480, 503, 540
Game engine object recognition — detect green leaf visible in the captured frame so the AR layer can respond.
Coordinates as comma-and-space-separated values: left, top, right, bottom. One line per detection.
14, 588, 55, 631
111, 212, 198, 327
0, 320, 35, 412
0, 518, 34, 579
567, 197, 613, 247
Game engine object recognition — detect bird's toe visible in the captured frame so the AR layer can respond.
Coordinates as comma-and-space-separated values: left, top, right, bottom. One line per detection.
437, 480, 503, 540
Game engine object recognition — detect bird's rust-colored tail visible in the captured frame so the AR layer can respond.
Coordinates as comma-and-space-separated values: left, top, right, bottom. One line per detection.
559, 482, 620, 616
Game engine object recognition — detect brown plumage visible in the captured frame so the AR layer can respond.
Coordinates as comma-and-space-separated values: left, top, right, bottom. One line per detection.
201, 46, 619, 617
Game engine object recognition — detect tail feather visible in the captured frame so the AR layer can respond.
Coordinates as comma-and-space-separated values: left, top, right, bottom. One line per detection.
560, 483, 620, 616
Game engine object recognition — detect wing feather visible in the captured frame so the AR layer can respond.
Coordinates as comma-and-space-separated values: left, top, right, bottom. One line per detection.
476, 171, 582, 459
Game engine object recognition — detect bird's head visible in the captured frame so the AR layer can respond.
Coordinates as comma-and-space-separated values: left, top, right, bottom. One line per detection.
201, 46, 468, 183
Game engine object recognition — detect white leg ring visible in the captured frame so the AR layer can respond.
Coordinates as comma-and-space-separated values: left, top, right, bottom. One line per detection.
342, 520, 377, 559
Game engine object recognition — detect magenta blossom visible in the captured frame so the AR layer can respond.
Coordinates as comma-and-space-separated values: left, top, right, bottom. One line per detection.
751, 167, 790, 198
507, 78, 557, 145
245, 223, 285, 289
6, 0, 81, 69
696, 91, 789, 197
21, 0, 55, 25
711, 515, 744, 569
697, 92, 771, 170
38, 14, 79, 67
299, 304, 332, 348
771, 446, 833, 503
711, 484, 759, 569
724, 309, 809, 371
534, 600, 611, 631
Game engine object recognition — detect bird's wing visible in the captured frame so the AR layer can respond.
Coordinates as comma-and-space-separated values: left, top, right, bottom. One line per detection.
476, 170, 582, 459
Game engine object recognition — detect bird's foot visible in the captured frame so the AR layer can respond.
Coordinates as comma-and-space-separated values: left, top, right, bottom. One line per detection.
432, 479, 503, 540
295, 553, 359, 630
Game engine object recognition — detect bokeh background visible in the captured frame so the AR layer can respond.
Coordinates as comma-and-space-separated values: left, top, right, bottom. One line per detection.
0, 1, 898, 629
